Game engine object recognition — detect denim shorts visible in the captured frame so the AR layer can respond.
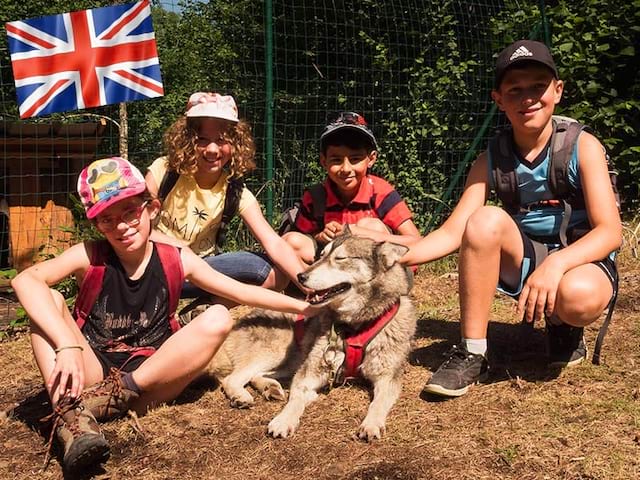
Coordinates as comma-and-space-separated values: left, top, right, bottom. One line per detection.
497, 227, 618, 299
180, 250, 274, 299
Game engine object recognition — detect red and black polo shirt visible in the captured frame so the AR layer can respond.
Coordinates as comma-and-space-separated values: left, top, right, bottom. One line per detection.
294, 174, 413, 234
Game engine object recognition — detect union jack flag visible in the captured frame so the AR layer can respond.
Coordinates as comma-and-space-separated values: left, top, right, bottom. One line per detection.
6, 0, 164, 119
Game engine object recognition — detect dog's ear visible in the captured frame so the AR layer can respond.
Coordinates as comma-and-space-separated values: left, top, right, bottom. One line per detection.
343, 224, 353, 236
376, 242, 409, 269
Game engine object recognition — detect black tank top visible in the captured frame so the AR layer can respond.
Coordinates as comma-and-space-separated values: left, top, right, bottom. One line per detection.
83, 244, 171, 352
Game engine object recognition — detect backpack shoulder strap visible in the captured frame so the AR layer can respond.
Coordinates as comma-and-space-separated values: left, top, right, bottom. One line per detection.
548, 116, 589, 247
489, 128, 520, 214
74, 240, 110, 330
215, 177, 244, 250
154, 242, 184, 333
308, 183, 326, 228
157, 169, 180, 202
548, 116, 588, 198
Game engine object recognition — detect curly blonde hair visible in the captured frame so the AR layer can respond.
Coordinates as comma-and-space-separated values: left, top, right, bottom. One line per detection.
163, 116, 256, 179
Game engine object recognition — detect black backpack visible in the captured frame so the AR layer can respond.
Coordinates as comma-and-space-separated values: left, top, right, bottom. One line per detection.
278, 183, 326, 236
157, 170, 244, 250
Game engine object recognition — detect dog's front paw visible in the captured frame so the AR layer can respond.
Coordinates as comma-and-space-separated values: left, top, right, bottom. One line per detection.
228, 390, 255, 409
356, 420, 385, 442
261, 380, 287, 402
267, 413, 299, 438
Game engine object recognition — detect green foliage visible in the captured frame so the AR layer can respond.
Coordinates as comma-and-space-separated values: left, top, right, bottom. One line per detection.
1, 0, 638, 250
492, 1, 640, 214
546, 0, 640, 212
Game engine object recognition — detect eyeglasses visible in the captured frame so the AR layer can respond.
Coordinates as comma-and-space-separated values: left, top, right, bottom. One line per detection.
95, 201, 149, 232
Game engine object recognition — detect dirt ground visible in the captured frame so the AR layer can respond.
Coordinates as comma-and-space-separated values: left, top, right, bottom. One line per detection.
0, 253, 638, 480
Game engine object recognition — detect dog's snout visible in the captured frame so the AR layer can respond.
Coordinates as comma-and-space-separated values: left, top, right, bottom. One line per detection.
297, 272, 308, 284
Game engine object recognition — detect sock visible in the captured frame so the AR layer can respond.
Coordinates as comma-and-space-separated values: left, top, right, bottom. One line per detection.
121, 371, 142, 395
462, 338, 487, 357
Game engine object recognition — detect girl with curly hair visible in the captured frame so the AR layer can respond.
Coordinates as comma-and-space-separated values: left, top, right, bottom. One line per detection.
146, 92, 306, 307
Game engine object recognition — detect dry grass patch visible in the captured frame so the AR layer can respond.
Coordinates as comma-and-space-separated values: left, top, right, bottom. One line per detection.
0, 249, 638, 479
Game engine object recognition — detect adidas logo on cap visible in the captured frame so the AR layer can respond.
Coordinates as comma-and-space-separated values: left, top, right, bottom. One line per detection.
510, 46, 533, 61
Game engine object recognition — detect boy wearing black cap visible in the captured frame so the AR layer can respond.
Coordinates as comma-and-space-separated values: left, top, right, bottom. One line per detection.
402, 40, 621, 397
283, 112, 420, 265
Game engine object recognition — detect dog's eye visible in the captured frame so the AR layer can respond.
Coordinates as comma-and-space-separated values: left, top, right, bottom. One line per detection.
334, 256, 348, 261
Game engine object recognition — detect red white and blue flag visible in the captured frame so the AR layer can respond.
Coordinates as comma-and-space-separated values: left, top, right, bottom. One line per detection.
6, 0, 164, 119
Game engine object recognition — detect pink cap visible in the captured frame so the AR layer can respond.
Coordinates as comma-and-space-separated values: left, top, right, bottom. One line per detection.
77, 157, 147, 219
185, 92, 239, 123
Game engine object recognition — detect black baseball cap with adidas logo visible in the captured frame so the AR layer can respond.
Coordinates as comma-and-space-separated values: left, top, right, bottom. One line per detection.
494, 39, 558, 88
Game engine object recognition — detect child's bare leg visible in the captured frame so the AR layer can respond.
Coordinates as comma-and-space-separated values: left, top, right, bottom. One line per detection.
554, 264, 613, 327
130, 304, 233, 411
282, 232, 316, 265
459, 206, 524, 339
30, 289, 103, 403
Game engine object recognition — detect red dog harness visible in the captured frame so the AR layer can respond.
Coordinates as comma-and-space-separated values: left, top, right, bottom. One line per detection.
295, 300, 401, 382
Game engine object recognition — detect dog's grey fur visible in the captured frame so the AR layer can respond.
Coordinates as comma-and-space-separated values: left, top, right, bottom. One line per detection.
206, 231, 417, 441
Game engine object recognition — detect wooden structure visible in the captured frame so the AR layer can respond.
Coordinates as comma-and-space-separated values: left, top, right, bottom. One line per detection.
0, 119, 107, 270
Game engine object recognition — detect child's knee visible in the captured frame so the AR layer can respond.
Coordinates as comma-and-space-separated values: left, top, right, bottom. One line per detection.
463, 206, 509, 246
355, 217, 387, 233
282, 231, 315, 263
556, 280, 607, 325
283, 231, 309, 251
191, 305, 234, 339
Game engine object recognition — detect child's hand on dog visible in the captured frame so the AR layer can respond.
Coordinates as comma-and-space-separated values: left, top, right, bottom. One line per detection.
301, 301, 324, 318
315, 221, 344, 244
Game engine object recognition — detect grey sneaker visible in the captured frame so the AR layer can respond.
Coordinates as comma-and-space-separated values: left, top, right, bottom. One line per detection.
547, 323, 586, 368
45, 395, 110, 472
422, 345, 489, 397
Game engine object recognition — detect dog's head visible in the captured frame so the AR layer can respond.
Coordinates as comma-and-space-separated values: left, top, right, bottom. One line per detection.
298, 229, 413, 323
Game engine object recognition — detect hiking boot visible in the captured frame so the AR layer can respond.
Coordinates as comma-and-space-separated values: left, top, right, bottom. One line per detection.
46, 395, 110, 473
82, 368, 140, 422
546, 322, 586, 368
422, 344, 489, 397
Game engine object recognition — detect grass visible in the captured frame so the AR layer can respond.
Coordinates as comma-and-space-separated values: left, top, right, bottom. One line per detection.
0, 221, 637, 479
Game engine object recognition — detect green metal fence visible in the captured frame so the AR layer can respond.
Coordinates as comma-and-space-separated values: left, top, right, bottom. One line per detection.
0, 0, 546, 268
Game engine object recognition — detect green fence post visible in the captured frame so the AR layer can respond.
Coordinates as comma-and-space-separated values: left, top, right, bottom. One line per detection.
539, 1, 551, 46
264, 0, 274, 221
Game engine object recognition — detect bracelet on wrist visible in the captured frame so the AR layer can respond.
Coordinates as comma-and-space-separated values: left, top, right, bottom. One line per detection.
54, 345, 84, 354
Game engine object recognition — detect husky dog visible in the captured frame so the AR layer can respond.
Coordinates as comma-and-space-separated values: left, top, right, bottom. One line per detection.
206, 230, 416, 441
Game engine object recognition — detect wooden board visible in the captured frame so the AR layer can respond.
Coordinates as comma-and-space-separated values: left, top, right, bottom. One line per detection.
8, 200, 74, 271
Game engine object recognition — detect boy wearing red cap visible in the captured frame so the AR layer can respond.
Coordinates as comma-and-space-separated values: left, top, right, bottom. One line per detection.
283, 112, 421, 265
11, 157, 318, 473
403, 40, 621, 397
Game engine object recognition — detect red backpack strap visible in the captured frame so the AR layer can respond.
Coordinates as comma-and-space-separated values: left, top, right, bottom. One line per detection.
154, 242, 184, 333
73, 240, 110, 330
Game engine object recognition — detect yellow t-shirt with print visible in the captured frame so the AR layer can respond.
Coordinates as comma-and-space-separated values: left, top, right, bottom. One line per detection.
148, 157, 257, 257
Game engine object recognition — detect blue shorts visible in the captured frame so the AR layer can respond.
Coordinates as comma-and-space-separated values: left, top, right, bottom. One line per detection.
180, 250, 274, 299
497, 228, 617, 299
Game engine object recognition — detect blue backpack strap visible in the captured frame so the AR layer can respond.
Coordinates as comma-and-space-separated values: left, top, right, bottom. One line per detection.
154, 241, 184, 333
73, 240, 110, 330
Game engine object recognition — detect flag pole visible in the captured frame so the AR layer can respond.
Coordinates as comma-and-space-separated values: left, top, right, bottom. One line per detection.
119, 102, 128, 159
